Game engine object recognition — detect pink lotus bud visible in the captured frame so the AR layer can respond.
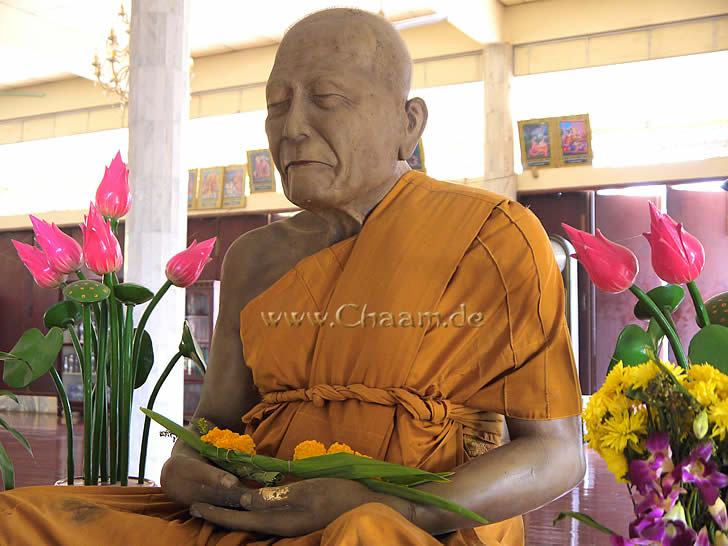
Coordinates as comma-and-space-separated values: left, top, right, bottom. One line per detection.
643, 201, 704, 284
11, 240, 65, 288
165, 238, 216, 287
95, 151, 131, 219
81, 202, 123, 275
562, 223, 639, 294
29, 215, 83, 274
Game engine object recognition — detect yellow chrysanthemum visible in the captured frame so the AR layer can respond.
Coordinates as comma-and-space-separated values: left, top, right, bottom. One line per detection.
582, 392, 607, 430
709, 399, 728, 440
200, 427, 256, 454
689, 364, 728, 397
327, 442, 355, 455
623, 361, 660, 391
601, 362, 628, 398
600, 447, 628, 483
599, 408, 647, 452
293, 440, 327, 460
687, 379, 720, 408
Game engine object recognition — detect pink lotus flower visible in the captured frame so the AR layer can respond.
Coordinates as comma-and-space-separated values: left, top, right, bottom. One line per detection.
165, 238, 216, 287
11, 240, 65, 288
29, 215, 83, 274
643, 202, 704, 284
81, 202, 123, 275
562, 224, 639, 293
95, 151, 131, 219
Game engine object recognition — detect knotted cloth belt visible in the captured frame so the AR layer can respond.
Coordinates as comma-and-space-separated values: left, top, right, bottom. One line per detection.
243, 383, 502, 435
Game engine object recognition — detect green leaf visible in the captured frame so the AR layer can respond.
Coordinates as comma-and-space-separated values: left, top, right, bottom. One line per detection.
705, 291, 728, 327
688, 324, 728, 373
633, 284, 684, 320
0, 416, 32, 455
140, 408, 208, 452
63, 280, 110, 304
553, 512, 616, 535
43, 301, 82, 329
133, 330, 155, 389
1, 328, 64, 388
610, 324, 655, 369
0, 391, 18, 404
0, 441, 14, 490
114, 283, 154, 306
646, 318, 665, 349
361, 478, 488, 525
290, 453, 449, 482
179, 320, 206, 373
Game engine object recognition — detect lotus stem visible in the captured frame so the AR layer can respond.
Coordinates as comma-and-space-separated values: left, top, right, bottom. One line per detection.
131, 280, 173, 386
630, 286, 689, 368
49, 367, 74, 486
687, 281, 710, 329
82, 304, 94, 485
92, 301, 108, 483
104, 274, 121, 483
138, 351, 183, 483
118, 304, 135, 486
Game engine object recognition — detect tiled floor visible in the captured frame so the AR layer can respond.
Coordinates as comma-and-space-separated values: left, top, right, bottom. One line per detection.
1, 413, 632, 544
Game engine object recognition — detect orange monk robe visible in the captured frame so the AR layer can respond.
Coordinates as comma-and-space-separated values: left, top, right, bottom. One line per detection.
0, 171, 580, 546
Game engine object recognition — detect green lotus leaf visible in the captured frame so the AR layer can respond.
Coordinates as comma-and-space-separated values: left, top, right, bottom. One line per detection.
63, 280, 110, 304
633, 284, 685, 320
1, 328, 64, 388
179, 320, 206, 374
43, 301, 82, 329
610, 324, 655, 370
705, 292, 728, 328
134, 330, 155, 389
114, 283, 154, 306
688, 324, 728, 374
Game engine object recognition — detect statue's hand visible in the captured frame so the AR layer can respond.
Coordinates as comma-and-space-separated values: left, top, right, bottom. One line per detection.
189, 477, 411, 537
160, 449, 248, 508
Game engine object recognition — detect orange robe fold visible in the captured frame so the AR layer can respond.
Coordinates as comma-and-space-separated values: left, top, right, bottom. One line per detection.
0, 171, 580, 546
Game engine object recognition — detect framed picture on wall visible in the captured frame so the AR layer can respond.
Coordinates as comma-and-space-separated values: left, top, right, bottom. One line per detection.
222, 165, 247, 208
187, 169, 199, 209
406, 140, 426, 172
246, 149, 276, 193
197, 166, 224, 209
518, 118, 553, 169
558, 114, 592, 166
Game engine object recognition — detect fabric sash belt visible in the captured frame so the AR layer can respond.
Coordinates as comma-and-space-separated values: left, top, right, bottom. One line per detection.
243, 383, 502, 434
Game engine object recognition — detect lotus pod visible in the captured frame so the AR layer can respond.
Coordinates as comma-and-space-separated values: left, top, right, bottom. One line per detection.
63, 280, 110, 304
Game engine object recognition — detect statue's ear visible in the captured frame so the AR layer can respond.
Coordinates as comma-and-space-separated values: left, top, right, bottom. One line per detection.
398, 97, 428, 160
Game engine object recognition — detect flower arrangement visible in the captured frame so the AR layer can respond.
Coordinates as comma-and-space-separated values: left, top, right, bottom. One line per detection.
556, 203, 728, 544
0, 152, 215, 487
141, 408, 488, 524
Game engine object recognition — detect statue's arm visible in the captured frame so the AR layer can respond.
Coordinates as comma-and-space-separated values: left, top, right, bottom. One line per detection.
410, 415, 585, 535
161, 235, 260, 506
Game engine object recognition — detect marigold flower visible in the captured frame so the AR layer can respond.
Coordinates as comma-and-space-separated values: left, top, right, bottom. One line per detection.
200, 427, 256, 454
293, 440, 327, 460
327, 442, 355, 455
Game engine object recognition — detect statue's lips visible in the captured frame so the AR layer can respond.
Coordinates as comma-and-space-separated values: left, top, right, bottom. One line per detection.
284, 160, 331, 176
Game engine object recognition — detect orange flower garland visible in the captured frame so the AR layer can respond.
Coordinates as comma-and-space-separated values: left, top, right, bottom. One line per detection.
200, 427, 256, 454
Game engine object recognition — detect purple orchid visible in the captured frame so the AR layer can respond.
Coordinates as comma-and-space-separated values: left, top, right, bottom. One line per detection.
696, 527, 711, 546
630, 433, 675, 495
710, 497, 728, 531
677, 443, 728, 506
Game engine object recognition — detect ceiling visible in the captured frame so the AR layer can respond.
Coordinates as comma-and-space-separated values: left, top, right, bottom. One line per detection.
0, 0, 439, 90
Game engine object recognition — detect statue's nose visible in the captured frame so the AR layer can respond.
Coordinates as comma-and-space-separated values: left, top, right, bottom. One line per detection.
282, 96, 310, 142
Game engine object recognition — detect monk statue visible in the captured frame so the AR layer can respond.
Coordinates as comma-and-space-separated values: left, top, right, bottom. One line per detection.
0, 8, 584, 546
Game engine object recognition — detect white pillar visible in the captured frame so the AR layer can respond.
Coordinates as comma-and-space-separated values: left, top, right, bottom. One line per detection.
126, 0, 190, 483
481, 43, 516, 200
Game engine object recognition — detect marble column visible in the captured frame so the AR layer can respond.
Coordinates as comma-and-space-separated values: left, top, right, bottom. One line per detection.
126, 0, 190, 483
481, 43, 517, 200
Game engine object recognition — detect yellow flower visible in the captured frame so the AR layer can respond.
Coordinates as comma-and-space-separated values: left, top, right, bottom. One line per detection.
293, 440, 327, 460
623, 361, 660, 391
709, 399, 728, 440
599, 408, 647, 452
327, 442, 355, 455
200, 427, 256, 454
601, 362, 628, 398
688, 364, 728, 398
687, 379, 720, 408
600, 447, 628, 483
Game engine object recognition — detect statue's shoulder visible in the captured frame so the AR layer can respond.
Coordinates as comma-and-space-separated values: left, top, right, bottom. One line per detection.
410, 172, 510, 207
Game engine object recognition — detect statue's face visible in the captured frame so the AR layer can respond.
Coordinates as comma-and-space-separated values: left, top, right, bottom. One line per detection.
265, 18, 405, 210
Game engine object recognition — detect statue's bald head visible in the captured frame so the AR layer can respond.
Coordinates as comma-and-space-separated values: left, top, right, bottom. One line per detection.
279, 9, 412, 100
265, 8, 427, 212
